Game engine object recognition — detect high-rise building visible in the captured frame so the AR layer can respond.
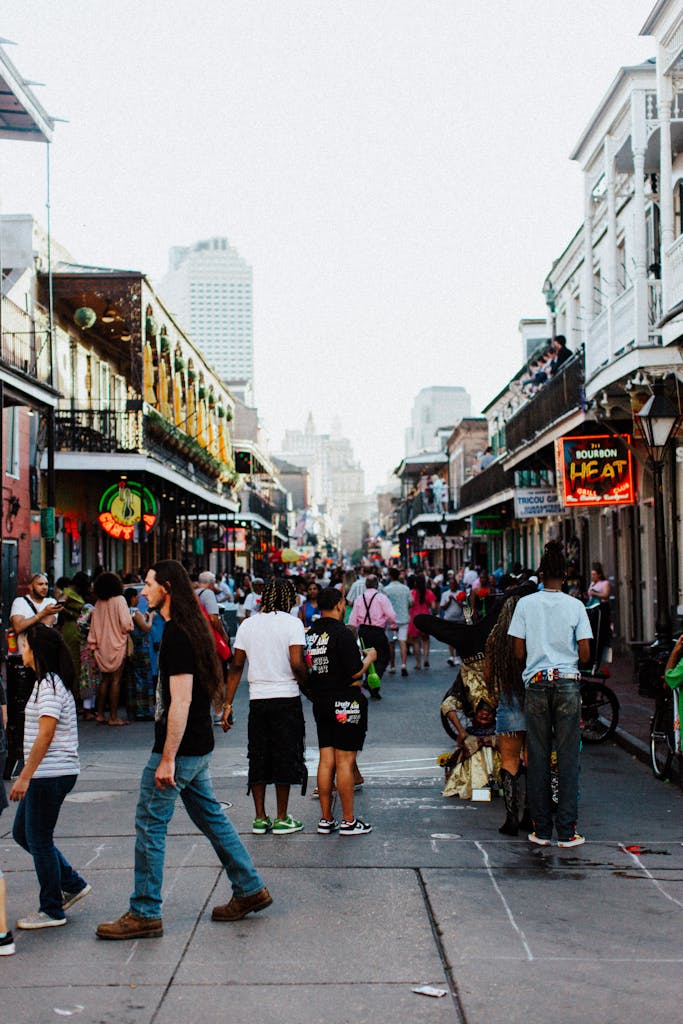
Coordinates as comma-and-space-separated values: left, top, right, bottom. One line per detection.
159, 237, 254, 400
405, 386, 472, 456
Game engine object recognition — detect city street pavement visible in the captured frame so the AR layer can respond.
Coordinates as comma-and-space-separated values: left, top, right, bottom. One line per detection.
2, 643, 683, 1024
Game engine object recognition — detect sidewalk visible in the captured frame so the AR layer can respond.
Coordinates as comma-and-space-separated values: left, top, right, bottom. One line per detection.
598, 651, 652, 758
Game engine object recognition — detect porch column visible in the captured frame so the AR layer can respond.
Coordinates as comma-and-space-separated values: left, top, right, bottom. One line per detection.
605, 136, 617, 362
658, 51, 674, 312
581, 170, 594, 349
631, 90, 649, 346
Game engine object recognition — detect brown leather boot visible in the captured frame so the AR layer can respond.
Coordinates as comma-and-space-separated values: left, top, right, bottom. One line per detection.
211, 887, 273, 921
96, 911, 163, 940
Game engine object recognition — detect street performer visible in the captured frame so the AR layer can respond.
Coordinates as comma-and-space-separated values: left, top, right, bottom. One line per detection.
97, 559, 271, 940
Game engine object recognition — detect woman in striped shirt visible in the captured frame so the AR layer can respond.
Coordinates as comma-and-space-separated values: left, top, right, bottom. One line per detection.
10, 624, 90, 930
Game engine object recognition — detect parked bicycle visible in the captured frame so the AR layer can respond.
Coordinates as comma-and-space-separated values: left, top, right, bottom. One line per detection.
643, 636, 682, 787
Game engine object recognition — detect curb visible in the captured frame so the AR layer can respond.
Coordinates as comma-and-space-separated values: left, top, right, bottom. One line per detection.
613, 725, 649, 765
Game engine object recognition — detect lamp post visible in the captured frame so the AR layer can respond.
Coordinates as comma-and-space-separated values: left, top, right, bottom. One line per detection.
636, 380, 681, 642
439, 512, 448, 575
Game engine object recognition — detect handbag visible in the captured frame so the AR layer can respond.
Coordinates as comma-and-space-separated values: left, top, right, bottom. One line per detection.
198, 593, 232, 662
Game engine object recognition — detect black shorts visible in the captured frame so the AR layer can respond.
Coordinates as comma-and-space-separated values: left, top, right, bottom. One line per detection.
313, 691, 368, 752
247, 696, 307, 793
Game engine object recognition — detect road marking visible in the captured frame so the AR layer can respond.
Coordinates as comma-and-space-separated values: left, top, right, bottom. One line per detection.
125, 941, 139, 965
475, 840, 534, 961
620, 843, 683, 909
165, 842, 198, 898
84, 842, 107, 868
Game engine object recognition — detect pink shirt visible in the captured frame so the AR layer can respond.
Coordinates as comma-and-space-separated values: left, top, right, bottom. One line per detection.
349, 590, 397, 630
87, 595, 132, 673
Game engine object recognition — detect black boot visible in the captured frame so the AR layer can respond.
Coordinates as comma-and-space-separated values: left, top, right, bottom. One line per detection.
498, 768, 519, 836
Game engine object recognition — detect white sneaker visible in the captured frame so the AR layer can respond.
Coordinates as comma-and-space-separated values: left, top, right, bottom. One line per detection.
62, 883, 91, 911
557, 833, 586, 848
527, 832, 552, 847
0, 931, 16, 955
340, 818, 372, 836
17, 911, 66, 930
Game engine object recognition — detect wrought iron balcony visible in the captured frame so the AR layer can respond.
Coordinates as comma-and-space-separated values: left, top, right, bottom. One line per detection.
0, 296, 53, 386
504, 354, 584, 454
458, 461, 514, 512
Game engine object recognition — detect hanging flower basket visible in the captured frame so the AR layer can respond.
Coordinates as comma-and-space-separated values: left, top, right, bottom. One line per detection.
197, 384, 206, 401
160, 335, 171, 355
208, 388, 216, 408
146, 315, 159, 338
187, 368, 196, 384
174, 355, 185, 373
217, 404, 225, 419
226, 407, 234, 422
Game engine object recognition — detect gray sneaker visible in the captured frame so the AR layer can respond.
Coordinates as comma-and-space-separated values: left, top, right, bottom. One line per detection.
17, 911, 66, 930
62, 883, 92, 911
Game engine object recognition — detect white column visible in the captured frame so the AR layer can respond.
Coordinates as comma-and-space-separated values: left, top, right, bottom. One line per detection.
605, 137, 617, 361
658, 47, 674, 311
581, 171, 594, 350
631, 90, 649, 346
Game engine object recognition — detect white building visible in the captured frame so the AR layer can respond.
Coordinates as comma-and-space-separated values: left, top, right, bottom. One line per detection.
405, 386, 472, 456
159, 237, 254, 400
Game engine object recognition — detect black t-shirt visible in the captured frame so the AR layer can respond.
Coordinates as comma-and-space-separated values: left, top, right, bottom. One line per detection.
153, 618, 214, 757
305, 617, 362, 696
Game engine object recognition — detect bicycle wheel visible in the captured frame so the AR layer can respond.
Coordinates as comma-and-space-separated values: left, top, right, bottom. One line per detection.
581, 682, 619, 743
650, 700, 674, 780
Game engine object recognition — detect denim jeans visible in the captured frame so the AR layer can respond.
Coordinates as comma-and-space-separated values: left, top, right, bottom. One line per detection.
13, 774, 87, 919
525, 679, 582, 841
131, 752, 265, 920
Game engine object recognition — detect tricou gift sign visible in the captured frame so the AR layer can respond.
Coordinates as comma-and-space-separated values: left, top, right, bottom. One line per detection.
555, 435, 634, 507
98, 477, 159, 540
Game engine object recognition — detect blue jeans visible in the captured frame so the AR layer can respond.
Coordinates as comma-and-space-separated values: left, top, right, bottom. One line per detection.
525, 679, 581, 841
13, 774, 87, 919
131, 753, 265, 920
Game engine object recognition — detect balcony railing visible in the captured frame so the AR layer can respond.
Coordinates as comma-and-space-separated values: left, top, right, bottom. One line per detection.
458, 461, 514, 512
55, 408, 222, 494
505, 354, 584, 453
0, 296, 53, 386
240, 488, 277, 521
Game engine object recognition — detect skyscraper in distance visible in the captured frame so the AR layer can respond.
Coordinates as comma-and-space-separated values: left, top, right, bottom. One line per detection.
159, 237, 254, 402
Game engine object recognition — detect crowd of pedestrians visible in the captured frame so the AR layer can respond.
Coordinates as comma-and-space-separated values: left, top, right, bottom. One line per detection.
0, 544, 608, 953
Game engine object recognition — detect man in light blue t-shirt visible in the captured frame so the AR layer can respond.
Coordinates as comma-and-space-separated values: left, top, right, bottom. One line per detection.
508, 542, 592, 849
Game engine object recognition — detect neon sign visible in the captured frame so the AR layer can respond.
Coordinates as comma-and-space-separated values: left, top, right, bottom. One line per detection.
98, 477, 159, 541
555, 435, 635, 507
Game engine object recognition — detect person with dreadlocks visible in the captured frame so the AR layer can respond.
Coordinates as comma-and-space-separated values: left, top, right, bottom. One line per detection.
97, 560, 271, 939
508, 541, 592, 848
484, 593, 532, 836
223, 576, 309, 835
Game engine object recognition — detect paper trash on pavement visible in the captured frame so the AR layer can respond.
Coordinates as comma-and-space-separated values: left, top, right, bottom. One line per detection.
412, 985, 448, 998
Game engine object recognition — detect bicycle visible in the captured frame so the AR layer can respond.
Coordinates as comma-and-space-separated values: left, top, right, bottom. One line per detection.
634, 639, 681, 785
439, 675, 619, 744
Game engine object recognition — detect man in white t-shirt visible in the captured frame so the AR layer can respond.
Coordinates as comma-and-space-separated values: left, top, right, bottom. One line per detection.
508, 542, 592, 849
243, 578, 264, 617
223, 577, 308, 836
10, 573, 60, 654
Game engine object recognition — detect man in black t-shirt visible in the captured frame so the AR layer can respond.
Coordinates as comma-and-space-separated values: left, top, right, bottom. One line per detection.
305, 587, 376, 836
97, 560, 271, 940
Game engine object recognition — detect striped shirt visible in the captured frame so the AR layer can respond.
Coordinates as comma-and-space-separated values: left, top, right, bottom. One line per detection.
23, 674, 80, 778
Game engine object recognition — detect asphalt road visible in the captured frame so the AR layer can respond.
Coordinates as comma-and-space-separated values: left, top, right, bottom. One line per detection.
1, 642, 682, 1024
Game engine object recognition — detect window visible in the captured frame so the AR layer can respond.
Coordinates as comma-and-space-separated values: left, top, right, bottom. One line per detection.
5, 407, 20, 478
99, 362, 111, 404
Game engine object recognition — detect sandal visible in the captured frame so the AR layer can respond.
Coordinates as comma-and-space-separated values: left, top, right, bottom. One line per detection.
107, 719, 130, 727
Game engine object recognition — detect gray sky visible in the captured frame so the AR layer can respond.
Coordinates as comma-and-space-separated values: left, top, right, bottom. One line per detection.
1, 1, 654, 489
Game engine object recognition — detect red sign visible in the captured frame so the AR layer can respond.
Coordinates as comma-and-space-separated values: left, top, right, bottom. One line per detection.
555, 435, 635, 507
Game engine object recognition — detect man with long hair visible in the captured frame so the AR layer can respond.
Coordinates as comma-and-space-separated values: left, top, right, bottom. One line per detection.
97, 560, 271, 940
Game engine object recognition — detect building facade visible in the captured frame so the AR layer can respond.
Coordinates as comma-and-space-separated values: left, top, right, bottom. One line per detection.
404, 386, 472, 456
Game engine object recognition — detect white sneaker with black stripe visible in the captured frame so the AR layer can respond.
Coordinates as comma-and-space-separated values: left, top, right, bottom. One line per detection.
339, 818, 372, 836
317, 818, 340, 834
0, 931, 15, 955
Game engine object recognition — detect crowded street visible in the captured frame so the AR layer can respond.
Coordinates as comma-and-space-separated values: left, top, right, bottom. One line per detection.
1, 642, 681, 1023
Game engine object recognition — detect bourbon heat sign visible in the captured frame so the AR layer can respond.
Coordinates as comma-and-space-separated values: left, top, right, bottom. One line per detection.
555, 435, 635, 508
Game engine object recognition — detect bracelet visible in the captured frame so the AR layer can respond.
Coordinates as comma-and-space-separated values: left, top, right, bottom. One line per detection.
222, 702, 232, 710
